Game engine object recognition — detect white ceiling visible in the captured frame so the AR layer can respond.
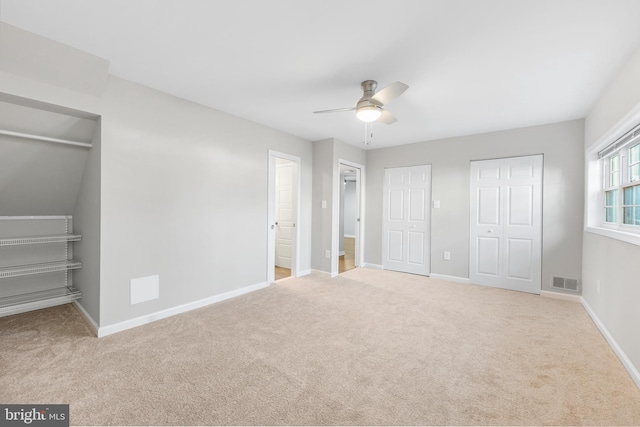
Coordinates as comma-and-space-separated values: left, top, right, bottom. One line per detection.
2, 0, 640, 149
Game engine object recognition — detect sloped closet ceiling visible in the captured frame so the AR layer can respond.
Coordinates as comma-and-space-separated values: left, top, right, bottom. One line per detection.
0, 100, 97, 216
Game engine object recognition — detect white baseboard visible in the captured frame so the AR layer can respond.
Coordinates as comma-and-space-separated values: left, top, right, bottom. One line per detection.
581, 298, 640, 389
97, 281, 269, 338
298, 269, 311, 276
540, 290, 581, 303
429, 273, 471, 284
363, 263, 383, 269
311, 269, 331, 275
339, 251, 345, 256
72, 301, 99, 336
344, 234, 356, 238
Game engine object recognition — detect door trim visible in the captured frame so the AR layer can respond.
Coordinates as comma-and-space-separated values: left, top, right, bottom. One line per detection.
332, 159, 365, 277
267, 150, 301, 283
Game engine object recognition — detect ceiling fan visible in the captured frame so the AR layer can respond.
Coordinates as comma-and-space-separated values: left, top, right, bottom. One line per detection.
313, 80, 409, 124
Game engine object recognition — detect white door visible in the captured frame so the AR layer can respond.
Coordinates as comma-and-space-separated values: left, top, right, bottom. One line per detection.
382, 165, 431, 275
275, 159, 296, 268
469, 155, 543, 294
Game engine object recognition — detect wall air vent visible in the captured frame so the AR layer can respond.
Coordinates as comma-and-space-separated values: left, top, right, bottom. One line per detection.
551, 276, 581, 293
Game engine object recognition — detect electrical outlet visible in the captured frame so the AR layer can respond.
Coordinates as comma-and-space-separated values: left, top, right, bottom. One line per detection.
596, 280, 601, 294
433, 200, 441, 209
322, 200, 327, 209
325, 250, 331, 259
443, 251, 451, 261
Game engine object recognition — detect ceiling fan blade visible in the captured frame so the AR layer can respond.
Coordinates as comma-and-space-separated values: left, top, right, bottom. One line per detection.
313, 107, 355, 114
377, 110, 397, 125
371, 81, 409, 106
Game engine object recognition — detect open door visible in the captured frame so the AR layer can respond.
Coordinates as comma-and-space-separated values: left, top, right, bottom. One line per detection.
334, 159, 365, 275
267, 151, 300, 283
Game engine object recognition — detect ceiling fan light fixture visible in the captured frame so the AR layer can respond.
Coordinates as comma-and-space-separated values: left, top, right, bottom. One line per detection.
356, 105, 381, 122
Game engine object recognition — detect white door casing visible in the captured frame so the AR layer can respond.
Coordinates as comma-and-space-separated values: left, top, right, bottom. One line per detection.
333, 159, 365, 276
469, 155, 543, 294
267, 150, 300, 283
382, 165, 431, 275
275, 160, 295, 268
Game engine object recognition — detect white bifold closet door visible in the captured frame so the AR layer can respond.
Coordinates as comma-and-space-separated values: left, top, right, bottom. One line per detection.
382, 165, 431, 275
469, 155, 543, 294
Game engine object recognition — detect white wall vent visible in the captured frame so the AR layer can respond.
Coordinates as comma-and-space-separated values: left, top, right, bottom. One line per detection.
551, 276, 580, 293
130, 275, 159, 304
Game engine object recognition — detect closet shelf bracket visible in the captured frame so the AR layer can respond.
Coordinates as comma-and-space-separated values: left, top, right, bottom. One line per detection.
0, 287, 82, 316
0, 234, 82, 246
0, 260, 82, 279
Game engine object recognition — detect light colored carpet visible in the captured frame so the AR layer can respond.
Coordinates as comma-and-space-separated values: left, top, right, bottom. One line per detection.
1, 268, 639, 426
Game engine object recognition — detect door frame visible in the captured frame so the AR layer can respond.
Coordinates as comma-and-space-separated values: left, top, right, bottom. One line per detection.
267, 150, 301, 283
332, 159, 365, 277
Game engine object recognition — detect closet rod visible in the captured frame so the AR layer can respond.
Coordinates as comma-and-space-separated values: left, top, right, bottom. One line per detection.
0, 129, 93, 148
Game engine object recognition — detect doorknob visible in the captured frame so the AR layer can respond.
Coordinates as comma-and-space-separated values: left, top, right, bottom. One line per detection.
271, 224, 275, 229
487, 229, 493, 233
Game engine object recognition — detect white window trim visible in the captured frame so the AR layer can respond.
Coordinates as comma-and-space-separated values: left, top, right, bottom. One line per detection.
585, 101, 640, 247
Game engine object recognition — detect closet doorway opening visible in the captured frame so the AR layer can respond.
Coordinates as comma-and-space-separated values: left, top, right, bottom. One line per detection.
267, 151, 300, 283
334, 160, 364, 276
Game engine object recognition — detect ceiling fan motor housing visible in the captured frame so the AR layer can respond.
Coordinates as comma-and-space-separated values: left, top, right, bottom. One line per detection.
356, 80, 382, 120
358, 80, 379, 103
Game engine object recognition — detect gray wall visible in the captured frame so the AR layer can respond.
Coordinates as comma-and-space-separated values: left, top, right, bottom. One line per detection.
0, 100, 95, 216
312, 139, 333, 272
311, 138, 366, 273
0, 23, 313, 329
583, 45, 640, 377
72, 119, 102, 323
365, 120, 585, 294
98, 77, 313, 327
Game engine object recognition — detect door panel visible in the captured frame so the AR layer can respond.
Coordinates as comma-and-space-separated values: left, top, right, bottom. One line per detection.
275, 161, 296, 269
477, 236, 500, 276
408, 231, 425, 264
469, 155, 542, 294
382, 165, 431, 275
508, 164, 533, 178
388, 169, 405, 185
388, 230, 403, 262
507, 186, 533, 226
478, 187, 501, 225
506, 238, 532, 280
389, 189, 404, 220
409, 189, 426, 221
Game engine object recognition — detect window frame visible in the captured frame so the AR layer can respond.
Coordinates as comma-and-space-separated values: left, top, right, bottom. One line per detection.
586, 108, 640, 247
601, 143, 640, 230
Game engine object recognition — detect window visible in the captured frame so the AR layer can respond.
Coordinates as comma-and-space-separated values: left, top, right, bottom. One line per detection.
605, 189, 618, 223
623, 184, 640, 225
629, 144, 640, 182
608, 154, 620, 187
600, 137, 640, 229
587, 110, 640, 247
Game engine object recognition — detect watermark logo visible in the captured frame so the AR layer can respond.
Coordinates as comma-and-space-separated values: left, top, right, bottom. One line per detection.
1, 405, 69, 427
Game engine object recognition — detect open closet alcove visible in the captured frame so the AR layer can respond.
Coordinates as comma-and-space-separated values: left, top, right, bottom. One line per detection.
0, 93, 101, 324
